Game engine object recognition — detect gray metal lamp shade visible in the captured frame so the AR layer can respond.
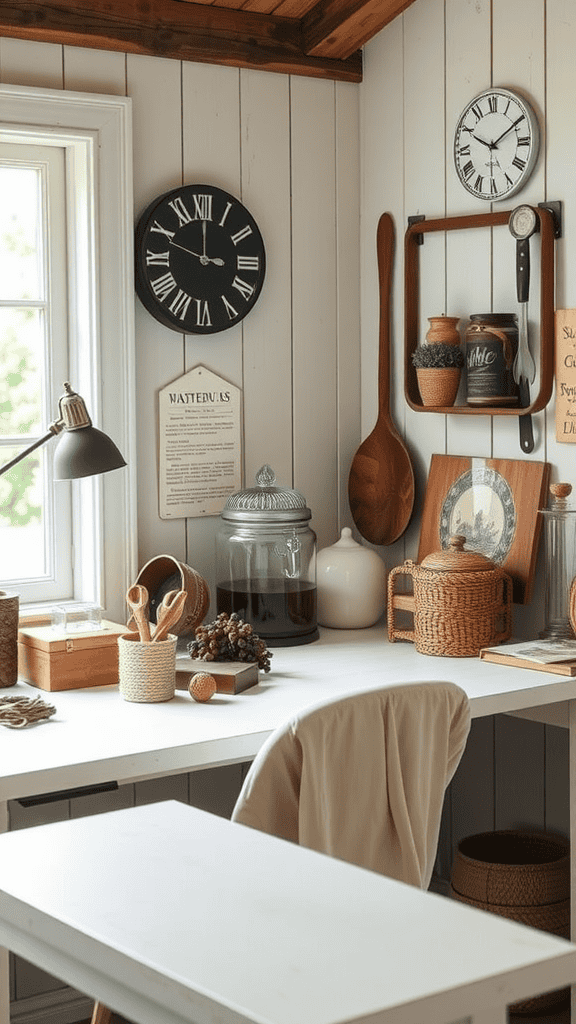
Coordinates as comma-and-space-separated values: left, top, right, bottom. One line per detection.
0, 383, 126, 482
53, 424, 126, 480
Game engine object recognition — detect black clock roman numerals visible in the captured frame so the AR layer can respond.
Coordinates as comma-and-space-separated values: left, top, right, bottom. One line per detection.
136, 184, 266, 334
453, 89, 539, 203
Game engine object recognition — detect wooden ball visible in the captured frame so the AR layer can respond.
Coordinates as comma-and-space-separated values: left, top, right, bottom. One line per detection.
189, 672, 216, 703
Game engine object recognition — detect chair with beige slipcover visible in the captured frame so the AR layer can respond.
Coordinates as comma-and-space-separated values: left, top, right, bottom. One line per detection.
231, 681, 471, 890
90, 680, 470, 1024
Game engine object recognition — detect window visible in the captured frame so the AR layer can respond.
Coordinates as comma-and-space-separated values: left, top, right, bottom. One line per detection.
0, 85, 136, 623
0, 142, 73, 603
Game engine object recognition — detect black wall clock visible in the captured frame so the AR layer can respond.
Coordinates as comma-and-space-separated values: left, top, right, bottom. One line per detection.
453, 88, 540, 201
135, 184, 266, 334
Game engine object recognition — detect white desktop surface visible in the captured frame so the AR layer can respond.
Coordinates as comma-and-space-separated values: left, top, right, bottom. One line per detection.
0, 801, 575, 1024
1, 624, 575, 804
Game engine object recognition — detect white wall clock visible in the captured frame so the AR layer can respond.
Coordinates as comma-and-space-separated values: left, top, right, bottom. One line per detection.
453, 88, 540, 201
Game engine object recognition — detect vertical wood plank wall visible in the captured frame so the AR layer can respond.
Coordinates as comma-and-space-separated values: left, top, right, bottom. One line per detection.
0, 34, 359, 1018
0, 36, 360, 610
361, 0, 574, 875
1, 0, 576, 1013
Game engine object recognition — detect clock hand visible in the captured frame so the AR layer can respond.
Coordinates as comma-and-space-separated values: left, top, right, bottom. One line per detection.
169, 239, 225, 266
491, 114, 525, 148
202, 220, 207, 261
473, 133, 495, 149
199, 220, 226, 267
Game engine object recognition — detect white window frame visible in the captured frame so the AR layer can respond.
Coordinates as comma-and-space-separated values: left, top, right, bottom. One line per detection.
0, 84, 137, 624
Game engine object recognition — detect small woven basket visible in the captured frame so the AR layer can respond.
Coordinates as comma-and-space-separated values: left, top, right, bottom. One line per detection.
133, 555, 210, 636
416, 367, 461, 406
0, 591, 19, 687
118, 632, 177, 703
451, 830, 570, 1014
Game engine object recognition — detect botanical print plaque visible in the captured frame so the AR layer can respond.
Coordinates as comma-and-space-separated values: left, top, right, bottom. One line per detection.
555, 309, 576, 443
159, 365, 242, 519
417, 455, 550, 604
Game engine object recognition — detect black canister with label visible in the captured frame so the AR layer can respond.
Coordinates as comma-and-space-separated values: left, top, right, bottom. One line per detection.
465, 313, 519, 406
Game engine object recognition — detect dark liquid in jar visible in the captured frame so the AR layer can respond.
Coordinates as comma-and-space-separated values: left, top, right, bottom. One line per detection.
217, 578, 317, 645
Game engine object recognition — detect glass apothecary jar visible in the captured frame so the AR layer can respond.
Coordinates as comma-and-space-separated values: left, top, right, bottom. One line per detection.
539, 483, 576, 640
216, 465, 319, 646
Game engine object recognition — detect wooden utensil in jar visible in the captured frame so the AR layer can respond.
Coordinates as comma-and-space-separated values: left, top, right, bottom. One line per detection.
126, 584, 151, 642
152, 589, 187, 642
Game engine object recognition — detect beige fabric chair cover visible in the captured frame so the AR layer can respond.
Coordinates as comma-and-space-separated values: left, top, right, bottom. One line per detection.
232, 681, 470, 889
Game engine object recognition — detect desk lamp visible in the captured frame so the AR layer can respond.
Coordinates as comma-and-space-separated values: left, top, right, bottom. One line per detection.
0, 382, 126, 480
0, 383, 126, 688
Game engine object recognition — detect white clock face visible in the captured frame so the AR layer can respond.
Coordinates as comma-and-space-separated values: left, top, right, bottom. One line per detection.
454, 88, 539, 201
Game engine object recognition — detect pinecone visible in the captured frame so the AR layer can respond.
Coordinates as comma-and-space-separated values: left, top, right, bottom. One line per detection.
188, 612, 272, 672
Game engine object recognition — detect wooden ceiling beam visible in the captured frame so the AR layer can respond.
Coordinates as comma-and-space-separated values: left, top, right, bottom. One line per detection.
0, 1, 362, 81
303, 0, 413, 59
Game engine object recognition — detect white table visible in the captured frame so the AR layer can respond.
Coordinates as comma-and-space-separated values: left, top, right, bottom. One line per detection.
2, 624, 576, 1023
0, 799, 575, 1024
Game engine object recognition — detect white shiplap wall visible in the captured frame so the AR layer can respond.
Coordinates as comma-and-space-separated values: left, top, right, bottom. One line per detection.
1, 0, 576, 1010
360, 0, 573, 872
0, 34, 359, 1019
0, 36, 360, 616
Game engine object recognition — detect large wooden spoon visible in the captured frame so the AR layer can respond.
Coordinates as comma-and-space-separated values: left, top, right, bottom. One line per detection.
348, 213, 414, 546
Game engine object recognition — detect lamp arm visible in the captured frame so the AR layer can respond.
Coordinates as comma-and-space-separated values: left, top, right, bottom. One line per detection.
0, 421, 64, 478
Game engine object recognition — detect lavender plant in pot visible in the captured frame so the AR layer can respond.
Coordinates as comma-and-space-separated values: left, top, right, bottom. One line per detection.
412, 342, 465, 407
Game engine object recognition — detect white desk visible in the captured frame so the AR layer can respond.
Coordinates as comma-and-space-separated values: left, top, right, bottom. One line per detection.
1, 625, 576, 1023
2, 624, 576, 808
0, 800, 575, 1024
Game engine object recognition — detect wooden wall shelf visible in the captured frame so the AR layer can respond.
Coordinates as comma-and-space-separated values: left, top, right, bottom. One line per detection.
404, 206, 556, 416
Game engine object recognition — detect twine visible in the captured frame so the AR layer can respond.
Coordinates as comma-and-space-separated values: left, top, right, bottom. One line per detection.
0, 695, 56, 729
118, 633, 177, 703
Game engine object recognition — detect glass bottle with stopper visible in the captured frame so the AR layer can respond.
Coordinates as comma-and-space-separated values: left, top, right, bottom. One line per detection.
539, 483, 576, 640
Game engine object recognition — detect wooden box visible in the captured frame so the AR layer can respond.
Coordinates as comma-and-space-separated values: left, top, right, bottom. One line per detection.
18, 620, 128, 691
176, 659, 259, 694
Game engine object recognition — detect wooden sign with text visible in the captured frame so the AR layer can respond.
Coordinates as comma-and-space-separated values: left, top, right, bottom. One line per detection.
556, 309, 576, 443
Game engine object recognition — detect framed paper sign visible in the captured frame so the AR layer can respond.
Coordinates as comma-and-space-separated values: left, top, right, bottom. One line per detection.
417, 455, 550, 604
158, 365, 242, 519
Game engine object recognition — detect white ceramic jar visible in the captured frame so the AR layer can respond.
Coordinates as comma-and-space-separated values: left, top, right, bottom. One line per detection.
316, 528, 387, 629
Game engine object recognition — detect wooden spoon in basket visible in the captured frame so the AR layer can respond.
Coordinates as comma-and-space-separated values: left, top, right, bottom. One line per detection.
126, 584, 151, 643
152, 589, 187, 642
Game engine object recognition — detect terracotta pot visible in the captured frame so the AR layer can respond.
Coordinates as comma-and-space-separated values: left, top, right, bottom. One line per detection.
426, 315, 460, 346
416, 367, 461, 407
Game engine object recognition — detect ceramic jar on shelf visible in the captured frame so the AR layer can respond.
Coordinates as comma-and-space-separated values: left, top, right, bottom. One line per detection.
426, 315, 461, 346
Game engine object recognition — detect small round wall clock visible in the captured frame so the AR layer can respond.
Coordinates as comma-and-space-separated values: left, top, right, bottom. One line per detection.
453, 88, 540, 201
135, 184, 266, 334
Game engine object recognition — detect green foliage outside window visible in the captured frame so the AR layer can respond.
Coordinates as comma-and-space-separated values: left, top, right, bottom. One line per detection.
0, 312, 42, 528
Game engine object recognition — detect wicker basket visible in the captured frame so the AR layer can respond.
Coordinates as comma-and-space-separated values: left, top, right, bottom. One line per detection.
388, 537, 512, 657
0, 592, 19, 687
118, 632, 177, 703
132, 555, 210, 636
416, 367, 461, 406
451, 830, 570, 1014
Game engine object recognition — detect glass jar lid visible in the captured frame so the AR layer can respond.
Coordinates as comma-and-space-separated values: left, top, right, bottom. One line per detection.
221, 464, 312, 524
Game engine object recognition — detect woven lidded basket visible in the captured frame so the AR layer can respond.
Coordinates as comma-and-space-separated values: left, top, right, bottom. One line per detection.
451, 830, 570, 1014
388, 536, 512, 657
118, 632, 177, 703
